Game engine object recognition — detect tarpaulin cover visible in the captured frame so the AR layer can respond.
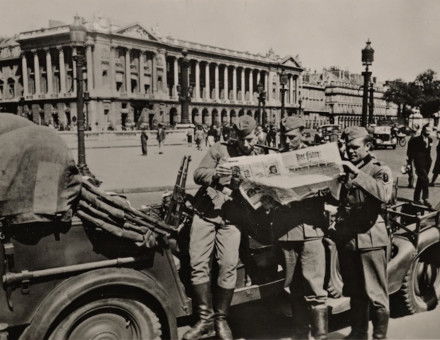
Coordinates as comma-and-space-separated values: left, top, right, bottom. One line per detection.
0, 114, 82, 224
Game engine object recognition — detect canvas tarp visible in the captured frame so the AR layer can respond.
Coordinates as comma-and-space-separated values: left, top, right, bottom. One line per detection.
0, 114, 82, 224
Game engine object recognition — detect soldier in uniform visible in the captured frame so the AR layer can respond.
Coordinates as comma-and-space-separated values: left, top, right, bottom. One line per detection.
335, 126, 393, 340
183, 116, 259, 340
267, 116, 329, 340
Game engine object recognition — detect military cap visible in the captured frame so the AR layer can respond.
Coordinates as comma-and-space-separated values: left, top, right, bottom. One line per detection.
235, 115, 257, 137
342, 126, 370, 142
283, 116, 305, 135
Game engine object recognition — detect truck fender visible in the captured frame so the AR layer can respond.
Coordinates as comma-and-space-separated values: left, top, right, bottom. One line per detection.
389, 227, 440, 294
20, 267, 178, 340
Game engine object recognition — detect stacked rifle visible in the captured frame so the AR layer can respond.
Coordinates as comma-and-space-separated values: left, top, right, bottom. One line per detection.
77, 180, 177, 248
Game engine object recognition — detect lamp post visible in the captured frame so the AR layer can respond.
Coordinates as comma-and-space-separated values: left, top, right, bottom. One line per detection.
361, 40, 374, 127
368, 82, 375, 124
257, 83, 266, 125
70, 15, 98, 181
298, 97, 303, 115
178, 49, 191, 124
279, 69, 288, 148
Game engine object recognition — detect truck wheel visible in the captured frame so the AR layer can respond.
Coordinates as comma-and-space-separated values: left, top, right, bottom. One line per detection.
48, 298, 162, 340
394, 253, 440, 315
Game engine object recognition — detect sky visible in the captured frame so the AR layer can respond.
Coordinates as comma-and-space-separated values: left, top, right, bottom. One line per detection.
1, 0, 439, 82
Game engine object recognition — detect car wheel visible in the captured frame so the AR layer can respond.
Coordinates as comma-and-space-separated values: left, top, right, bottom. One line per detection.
393, 251, 440, 315
48, 298, 162, 340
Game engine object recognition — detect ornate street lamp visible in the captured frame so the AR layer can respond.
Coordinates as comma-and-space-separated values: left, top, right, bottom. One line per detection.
257, 82, 266, 125
361, 40, 374, 127
178, 49, 191, 124
70, 15, 98, 182
279, 69, 288, 148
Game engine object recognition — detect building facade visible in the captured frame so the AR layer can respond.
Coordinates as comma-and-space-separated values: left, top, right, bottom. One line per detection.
0, 16, 302, 130
301, 67, 398, 127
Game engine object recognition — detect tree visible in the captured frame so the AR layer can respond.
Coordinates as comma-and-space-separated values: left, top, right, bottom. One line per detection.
414, 69, 440, 118
384, 79, 420, 120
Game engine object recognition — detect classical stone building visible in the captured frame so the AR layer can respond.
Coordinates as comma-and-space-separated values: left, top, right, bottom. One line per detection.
301, 67, 398, 126
0, 16, 302, 130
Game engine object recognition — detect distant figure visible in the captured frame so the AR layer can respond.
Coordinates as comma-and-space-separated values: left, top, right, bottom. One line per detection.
255, 125, 267, 145
430, 131, 440, 186
207, 125, 217, 147
406, 124, 420, 188
157, 123, 166, 154
408, 124, 433, 207
222, 122, 231, 142
140, 129, 149, 156
187, 128, 193, 147
194, 125, 205, 151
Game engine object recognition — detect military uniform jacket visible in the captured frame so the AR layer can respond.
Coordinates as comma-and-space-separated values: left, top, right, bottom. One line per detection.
335, 154, 393, 249
192, 142, 254, 226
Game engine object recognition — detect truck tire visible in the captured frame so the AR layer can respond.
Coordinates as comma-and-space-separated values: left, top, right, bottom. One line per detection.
47, 298, 162, 340
393, 252, 440, 315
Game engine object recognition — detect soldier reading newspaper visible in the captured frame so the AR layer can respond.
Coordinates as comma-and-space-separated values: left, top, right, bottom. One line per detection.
223, 142, 343, 209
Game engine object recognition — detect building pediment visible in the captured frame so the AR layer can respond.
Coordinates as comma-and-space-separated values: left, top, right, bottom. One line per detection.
280, 56, 302, 69
115, 24, 159, 41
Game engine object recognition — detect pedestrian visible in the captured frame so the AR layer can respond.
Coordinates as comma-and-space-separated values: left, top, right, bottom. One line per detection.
335, 126, 393, 340
157, 123, 166, 154
207, 125, 216, 148
408, 124, 433, 207
266, 116, 328, 339
186, 128, 193, 147
140, 128, 148, 156
183, 116, 259, 340
194, 125, 205, 151
222, 122, 231, 142
406, 124, 420, 188
430, 130, 440, 186
255, 125, 267, 145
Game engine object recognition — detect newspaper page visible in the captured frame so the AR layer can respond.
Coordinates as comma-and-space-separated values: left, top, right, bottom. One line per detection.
224, 143, 343, 209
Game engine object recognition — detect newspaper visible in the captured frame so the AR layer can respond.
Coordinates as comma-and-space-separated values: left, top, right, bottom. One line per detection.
224, 142, 343, 209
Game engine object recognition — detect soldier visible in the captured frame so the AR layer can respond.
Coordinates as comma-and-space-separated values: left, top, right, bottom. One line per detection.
140, 128, 148, 156
268, 116, 328, 340
335, 126, 393, 340
183, 116, 259, 340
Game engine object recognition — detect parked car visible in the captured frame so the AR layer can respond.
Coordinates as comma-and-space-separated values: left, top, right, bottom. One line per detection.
317, 124, 341, 143
372, 125, 397, 149
302, 128, 321, 146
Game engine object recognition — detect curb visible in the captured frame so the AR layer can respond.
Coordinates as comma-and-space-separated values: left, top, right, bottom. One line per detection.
68, 142, 187, 150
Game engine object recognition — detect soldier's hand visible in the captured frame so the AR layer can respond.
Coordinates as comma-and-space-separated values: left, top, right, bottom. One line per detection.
341, 160, 359, 175
215, 164, 233, 177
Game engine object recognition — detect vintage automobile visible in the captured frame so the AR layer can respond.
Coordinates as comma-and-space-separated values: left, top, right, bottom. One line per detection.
317, 124, 341, 144
302, 128, 321, 146
1, 115, 440, 340
372, 125, 398, 149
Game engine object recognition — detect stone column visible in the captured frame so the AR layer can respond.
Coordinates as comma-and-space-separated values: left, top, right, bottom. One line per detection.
109, 45, 117, 95
289, 75, 294, 104
295, 75, 299, 104
249, 69, 253, 102
86, 44, 93, 92
214, 63, 219, 101
72, 47, 77, 95
21, 53, 29, 97
58, 47, 66, 95
139, 50, 145, 94
223, 65, 228, 101
240, 68, 245, 102
151, 52, 156, 94
232, 66, 237, 101
195, 60, 200, 100
256, 70, 260, 86
33, 50, 41, 95
45, 48, 53, 94
205, 62, 210, 100
263, 71, 268, 94
173, 57, 179, 98
125, 48, 131, 94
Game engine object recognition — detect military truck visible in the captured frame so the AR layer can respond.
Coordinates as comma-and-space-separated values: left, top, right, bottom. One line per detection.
1, 115, 440, 339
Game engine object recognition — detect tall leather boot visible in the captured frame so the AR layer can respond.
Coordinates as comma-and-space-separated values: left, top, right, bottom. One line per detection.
310, 305, 328, 340
291, 297, 310, 339
183, 283, 215, 340
345, 298, 369, 340
372, 308, 389, 340
213, 286, 234, 340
